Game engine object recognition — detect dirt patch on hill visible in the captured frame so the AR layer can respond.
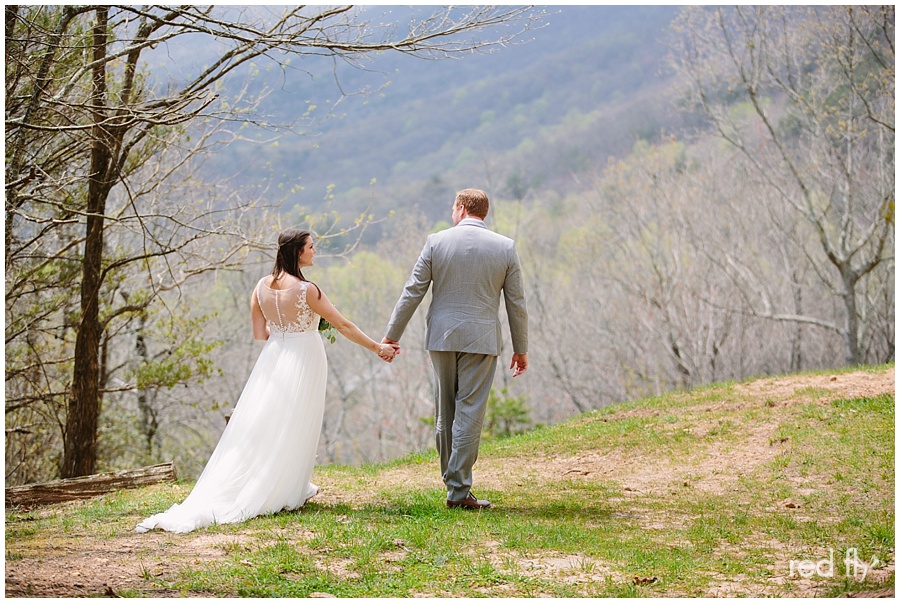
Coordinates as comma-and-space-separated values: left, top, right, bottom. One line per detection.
477, 368, 892, 496
5, 367, 894, 597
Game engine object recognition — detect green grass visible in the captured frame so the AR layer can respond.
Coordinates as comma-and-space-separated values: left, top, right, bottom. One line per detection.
6, 364, 894, 597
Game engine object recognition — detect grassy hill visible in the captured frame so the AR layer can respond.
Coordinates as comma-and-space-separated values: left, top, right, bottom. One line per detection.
6, 365, 894, 597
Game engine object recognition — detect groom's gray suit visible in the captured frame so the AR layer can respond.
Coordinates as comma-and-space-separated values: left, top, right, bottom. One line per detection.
385, 217, 528, 502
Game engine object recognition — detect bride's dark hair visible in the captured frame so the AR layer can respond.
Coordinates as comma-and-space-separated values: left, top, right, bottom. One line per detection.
272, 229, 322, 299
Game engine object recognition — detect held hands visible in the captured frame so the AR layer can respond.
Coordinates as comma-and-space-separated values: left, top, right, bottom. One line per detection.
377, 339, 401, 363
377, 344, 397, 362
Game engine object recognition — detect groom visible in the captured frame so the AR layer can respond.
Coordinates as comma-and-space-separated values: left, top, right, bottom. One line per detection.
383, 188, 528, 509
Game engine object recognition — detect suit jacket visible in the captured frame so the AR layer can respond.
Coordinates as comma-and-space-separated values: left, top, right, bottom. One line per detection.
385, 218, 528, 356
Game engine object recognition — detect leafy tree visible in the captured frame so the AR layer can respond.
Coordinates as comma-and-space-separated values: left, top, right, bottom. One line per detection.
484, 387, 533, 438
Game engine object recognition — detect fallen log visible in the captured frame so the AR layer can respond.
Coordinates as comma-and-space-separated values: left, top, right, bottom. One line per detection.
5, 462, 177, 508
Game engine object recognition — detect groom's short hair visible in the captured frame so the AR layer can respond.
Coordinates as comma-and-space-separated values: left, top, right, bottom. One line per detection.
455, 188, 489, 219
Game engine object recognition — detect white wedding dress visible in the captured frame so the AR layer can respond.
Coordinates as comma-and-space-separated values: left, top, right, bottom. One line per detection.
136, 278, 327, 533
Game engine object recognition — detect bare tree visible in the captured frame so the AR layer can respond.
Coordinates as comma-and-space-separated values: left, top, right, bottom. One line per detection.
670, 5, 894, 366
518, 130, 850, 421
6, 5, 543, 479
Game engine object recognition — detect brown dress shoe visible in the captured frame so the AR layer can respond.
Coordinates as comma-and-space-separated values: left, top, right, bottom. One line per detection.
446, 493, 491, 509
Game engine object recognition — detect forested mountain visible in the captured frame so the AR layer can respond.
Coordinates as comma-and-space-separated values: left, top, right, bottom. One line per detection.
208, 6, 683, 220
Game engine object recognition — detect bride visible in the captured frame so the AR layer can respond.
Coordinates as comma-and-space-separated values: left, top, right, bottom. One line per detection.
136, 229, 397, 533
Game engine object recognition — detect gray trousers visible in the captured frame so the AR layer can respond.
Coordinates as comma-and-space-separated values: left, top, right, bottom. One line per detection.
429, 350, 498, 502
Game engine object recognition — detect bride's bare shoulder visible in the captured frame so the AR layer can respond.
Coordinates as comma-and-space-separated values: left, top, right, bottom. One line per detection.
261, 275, 304, 291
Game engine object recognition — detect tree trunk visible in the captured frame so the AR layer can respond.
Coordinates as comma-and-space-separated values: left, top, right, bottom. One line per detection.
135, 314, 159, 459
6, 462, 177, 507
790, 269, 803, 372
62, 8, 112, 478
842, 271, 861, 366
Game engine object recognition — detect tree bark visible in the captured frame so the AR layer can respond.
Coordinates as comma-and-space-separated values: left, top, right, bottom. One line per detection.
135, 314, 159, 458
62, 7, 113, 478
841, 271, 861, 365
6, 462, 177, 507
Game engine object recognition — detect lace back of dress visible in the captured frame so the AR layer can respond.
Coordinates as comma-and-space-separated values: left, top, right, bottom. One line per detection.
256, 279, 318, 334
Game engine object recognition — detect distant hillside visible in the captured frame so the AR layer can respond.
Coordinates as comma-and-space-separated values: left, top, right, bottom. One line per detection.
203, 6, 682, 216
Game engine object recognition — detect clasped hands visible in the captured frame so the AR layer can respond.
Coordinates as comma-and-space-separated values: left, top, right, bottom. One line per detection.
378, 338, 401, 363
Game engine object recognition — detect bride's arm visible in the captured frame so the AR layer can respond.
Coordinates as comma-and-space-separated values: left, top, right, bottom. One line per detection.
250, 286, 269, 341
307, 285, 396, 360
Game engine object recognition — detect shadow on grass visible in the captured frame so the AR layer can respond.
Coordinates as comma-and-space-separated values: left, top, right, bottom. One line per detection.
300, 490, 620, 525
499, 499, 619, 522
